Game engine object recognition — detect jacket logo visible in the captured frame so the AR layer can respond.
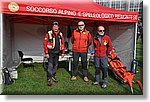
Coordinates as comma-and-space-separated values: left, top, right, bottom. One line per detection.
47, 45, 53, 49
8, 2, 19, 12
104, 40, 107, 45
83, 32, 86, 34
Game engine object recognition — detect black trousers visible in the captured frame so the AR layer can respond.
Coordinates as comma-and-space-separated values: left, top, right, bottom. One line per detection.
47, 53, 59, 79
72, 52, 88, 77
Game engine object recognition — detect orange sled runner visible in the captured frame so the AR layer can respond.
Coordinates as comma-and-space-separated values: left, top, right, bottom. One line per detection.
108, 49, 143, 94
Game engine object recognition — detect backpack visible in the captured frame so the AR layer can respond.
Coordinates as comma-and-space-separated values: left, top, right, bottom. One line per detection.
2, 67, 13, 85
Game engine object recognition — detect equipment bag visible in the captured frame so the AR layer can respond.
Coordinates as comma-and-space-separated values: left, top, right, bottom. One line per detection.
2, 67, 13, 85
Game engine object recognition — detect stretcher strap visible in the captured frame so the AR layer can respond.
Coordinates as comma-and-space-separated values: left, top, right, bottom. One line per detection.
136, 80, 143, 93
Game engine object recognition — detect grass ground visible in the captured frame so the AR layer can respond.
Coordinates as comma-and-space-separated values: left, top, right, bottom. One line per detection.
2, 39, 143, 95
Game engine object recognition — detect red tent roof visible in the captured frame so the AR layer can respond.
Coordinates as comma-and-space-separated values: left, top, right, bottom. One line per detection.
1, 0, 138, 22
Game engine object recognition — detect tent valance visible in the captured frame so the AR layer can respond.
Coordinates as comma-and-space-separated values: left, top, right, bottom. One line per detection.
1, 1, 138, 22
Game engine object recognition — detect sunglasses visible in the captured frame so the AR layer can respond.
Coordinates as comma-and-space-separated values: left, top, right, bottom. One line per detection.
52, 22, 59, 25
78, 24, 85, 27
98, 30, 105, 32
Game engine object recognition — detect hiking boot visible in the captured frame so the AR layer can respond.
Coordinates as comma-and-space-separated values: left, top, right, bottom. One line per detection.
83, 77, 89, 82
47, 79, 53, 86
52, 76, 58, 83
93, 81, 99, 85
101, 83, 107, 88
71, 76, 77, 81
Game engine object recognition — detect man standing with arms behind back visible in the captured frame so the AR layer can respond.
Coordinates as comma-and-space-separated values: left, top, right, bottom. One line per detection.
71, 21, 92, 82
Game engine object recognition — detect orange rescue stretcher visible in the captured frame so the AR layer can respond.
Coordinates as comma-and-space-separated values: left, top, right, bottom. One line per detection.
108, 49, 143, 94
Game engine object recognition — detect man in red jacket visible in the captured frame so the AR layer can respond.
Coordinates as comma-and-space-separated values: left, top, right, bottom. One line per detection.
43, 21, 65, 86
71, 21, 92, 82
93, 26, 113, 88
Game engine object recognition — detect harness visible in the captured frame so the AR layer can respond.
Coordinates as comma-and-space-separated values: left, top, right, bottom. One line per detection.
48, 30, 63, 50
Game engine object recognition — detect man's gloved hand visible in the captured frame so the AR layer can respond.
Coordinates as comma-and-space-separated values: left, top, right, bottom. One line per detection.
61, 54, 65, 58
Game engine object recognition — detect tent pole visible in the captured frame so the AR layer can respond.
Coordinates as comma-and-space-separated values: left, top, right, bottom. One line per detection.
0, 13, 3, 94
0, 14, 3, 68
134, 22, 138, 59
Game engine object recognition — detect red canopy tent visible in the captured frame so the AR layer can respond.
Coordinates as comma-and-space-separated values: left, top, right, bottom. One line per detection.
0, 0, 138, 71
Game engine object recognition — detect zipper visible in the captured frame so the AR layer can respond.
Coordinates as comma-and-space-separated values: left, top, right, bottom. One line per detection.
98, 40, 100, 57
99, 37, 103, 57
78, 32, 82, 51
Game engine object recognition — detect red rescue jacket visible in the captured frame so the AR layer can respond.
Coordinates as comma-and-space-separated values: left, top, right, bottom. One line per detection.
71, 28, 92, 52
43, 30, 65, 54
93, 34, 113, 57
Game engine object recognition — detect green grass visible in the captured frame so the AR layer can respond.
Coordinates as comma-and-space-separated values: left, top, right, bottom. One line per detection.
135, 39, 143, 86
2, 40, 143, 95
